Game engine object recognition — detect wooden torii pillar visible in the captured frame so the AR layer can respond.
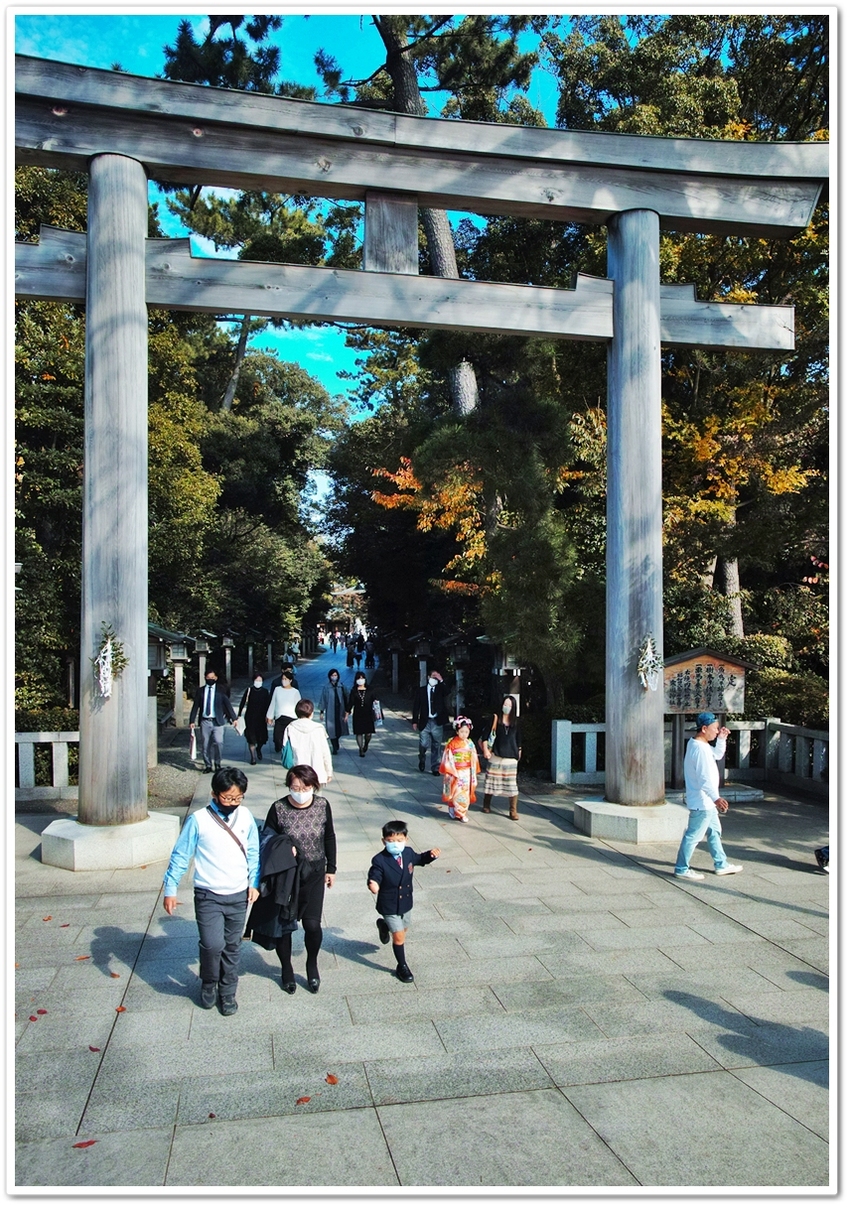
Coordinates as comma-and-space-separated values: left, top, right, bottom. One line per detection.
13, 56, 825, 860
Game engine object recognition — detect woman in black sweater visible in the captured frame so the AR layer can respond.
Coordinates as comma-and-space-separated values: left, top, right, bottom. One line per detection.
481, 695, 523, 819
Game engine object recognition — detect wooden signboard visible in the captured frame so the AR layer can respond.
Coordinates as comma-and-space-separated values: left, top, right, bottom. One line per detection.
663, 648, 755, 715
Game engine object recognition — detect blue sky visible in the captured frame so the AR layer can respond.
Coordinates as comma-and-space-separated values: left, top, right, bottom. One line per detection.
14, 12, 560, 402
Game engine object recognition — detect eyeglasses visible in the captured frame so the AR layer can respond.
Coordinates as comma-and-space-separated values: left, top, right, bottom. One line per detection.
217, 792, 244, 804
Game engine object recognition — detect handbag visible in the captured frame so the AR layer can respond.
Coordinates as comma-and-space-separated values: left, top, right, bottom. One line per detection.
372, 698, 384, 728
234, 715, 246, 736
189, 729, 197, 761
281, 736, 295, 769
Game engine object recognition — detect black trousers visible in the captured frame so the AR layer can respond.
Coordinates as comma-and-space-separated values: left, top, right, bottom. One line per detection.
194, 887, 248, 993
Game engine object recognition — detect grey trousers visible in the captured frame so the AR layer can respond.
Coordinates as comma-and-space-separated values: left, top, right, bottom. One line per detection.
199, 717, 225, 766
194, 887, 247, 993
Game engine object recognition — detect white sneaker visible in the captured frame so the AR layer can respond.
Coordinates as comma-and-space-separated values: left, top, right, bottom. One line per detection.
674, 868, 704, 880
715, 863, 743, 876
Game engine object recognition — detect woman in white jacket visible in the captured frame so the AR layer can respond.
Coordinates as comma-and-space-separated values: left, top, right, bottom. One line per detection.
283, 699, 334, 785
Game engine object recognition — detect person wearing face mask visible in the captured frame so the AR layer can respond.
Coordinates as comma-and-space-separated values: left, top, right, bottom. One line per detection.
189, 669, 239, 773
481, 695, 523, 820
411, 670, 450, 775
367, 820, 440, 983
345, 673, 377, 758
246, 765, 336, 994
238, 674, 271, 765
163, 767, 260, 1015
318, 668, 349, 754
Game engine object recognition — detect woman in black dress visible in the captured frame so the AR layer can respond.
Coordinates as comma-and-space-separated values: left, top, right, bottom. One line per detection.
345, 672, 377, 758
238, 674, 271, 764
246, 764, 336, 993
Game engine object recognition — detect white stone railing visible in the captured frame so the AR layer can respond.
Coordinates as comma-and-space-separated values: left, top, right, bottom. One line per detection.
551, 717, 828, 797
15, 731, 80, 802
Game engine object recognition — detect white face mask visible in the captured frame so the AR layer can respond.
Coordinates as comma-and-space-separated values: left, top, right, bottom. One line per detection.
254, 679, 263, 688
428, 677, 438, 687
503, 700, 513, 713
289, 788, 313, 805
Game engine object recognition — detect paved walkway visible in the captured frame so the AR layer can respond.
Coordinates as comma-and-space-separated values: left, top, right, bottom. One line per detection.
14, 649, 832, 1190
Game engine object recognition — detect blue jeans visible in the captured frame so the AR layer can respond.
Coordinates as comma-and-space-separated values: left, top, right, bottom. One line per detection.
675, 808, 729, 873
419, 718, 445, 771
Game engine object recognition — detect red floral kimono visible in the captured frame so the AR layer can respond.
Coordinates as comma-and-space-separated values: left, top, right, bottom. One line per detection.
440, 736, 480, 821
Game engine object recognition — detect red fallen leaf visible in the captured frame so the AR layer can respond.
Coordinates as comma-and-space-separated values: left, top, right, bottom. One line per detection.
295, 1096, 311, 1105
28, 1016, 38, 1022
74, 955, 91, 961
60, 924, 70, 928
528, 847, 533, 851
42, 916, 52, 921
14, 963, 19, 968
115, 1006, 126, 1013
36, 1009, 47, 1015
109, 972, 120, 979
89, 1046, 100, 1052
208, 1113, 216, 1119
72, 1140, 97, 1149
325, 1074, 338, 1085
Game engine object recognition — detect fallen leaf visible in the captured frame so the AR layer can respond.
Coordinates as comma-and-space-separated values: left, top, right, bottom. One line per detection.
28, 1016, 38, 1022
208, 1113, 216, 1119
72, 1140, 97, 1149
42, 916, 52, 922
74, 955, 91, 961
325, 1074, 338, 1085
60, 924, 70, 928
36, 1009, 47, 1015
528, 847, 533, 851
109, 972, 120, 979
14, 963, 19, 968
89, 1046, 100, 1052
115, 1006, 126, 1013
295, 1096, 311, 1105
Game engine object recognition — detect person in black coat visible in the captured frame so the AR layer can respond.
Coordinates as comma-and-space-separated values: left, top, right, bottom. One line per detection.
345, 672, 377, 758
238, 674, 271, 765
189, 669, 238, 772
367, 819, 440, 983
411, 669, 451, 775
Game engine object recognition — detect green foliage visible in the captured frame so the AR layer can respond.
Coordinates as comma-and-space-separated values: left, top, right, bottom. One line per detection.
724, 633, 793, 670
744, 668, 828, 729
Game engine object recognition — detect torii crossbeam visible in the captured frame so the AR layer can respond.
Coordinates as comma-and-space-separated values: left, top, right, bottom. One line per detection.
14, 55, 826, 865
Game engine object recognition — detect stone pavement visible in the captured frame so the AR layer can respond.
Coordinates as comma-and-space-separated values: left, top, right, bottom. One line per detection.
14, 649, 832, 1190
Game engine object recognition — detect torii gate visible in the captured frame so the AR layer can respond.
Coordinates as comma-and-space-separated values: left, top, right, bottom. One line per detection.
14, 56, 826, 866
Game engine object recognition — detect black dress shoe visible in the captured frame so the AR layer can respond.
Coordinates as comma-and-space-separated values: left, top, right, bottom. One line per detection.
281, 980, 296, 995
199, 982, 217, 1009
214, 763, 222, 771
431, 769, 440, 776
307, 977, 320, 994
418, 759, 426, 772
395, 965, 414, 983
376, 917, 391, 945
219, 995, 238, 1015
257, 749, 263, 761
203, 765, 212, 774
250, 757, 257, 765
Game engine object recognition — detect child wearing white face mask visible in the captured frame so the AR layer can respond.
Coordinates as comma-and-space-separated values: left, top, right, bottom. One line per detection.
367, 820, 440, 983
238, 675, 272, 764
481, 695, 523, 820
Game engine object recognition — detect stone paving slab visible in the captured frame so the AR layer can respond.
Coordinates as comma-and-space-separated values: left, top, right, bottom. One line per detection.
377, 1089, 639, 1187
165, 1110, 399, 1187
563, 1070, 829, 1187
14, 655, 831, 1191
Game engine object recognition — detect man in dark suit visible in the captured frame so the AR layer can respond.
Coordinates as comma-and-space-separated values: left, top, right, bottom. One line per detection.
411, 669, 450, 775
189, 669, 238, 772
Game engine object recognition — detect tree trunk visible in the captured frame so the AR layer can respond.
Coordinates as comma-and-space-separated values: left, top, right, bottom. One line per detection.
220, 313, 251, 412
717, 555, 745, 637
373, 15, 479, 416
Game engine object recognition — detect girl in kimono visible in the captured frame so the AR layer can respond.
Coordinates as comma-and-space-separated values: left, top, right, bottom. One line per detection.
440, 716, 480, 822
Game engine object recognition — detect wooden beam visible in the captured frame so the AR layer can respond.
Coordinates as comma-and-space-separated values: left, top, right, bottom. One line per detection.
16, 55, 828, 182
15, 229, 796, 351
15, 94, 823, 237
364, 192, 419, 275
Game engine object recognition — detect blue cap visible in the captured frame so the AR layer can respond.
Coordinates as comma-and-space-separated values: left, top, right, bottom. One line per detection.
696, 711, 717, 729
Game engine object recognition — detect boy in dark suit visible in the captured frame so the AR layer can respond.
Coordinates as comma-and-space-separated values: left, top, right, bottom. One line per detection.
367, 820, 440, 983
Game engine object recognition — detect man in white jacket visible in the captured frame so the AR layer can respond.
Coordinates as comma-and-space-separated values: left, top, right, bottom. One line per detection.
674, 711, 743, 881
284, 699, 334, 785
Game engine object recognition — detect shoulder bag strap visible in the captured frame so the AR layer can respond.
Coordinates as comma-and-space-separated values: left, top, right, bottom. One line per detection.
206, 805, 248, 864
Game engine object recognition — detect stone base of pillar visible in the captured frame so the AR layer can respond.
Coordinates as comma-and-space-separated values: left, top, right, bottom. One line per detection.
574, 781, 764, 843
574, 797, 689, 843
40, 813, 180, 872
